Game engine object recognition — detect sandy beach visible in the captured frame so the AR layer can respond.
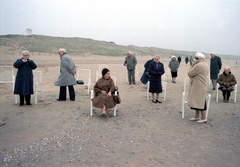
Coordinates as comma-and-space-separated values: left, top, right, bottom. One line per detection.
0, 53, 240, 167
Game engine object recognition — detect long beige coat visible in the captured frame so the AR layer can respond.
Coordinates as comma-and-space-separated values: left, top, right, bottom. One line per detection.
92, 77, 118, 109
187, 58, 209, 109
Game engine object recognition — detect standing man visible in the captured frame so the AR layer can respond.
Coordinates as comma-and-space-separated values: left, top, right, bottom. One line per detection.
210, 52, 222, 90
55, 48, 76, 101
123, 51, 137, 85
177, 56, 182, 64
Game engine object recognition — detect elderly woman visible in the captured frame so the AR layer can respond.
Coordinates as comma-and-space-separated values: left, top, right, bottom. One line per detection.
168, 55, 179, 83
149, 55, 165, 103
188, 52, 209, 123
14, 50, 37, 106
92, 68, 120, 116
217, 66, 237, 102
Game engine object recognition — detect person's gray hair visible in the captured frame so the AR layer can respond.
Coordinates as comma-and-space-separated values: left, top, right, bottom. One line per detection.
22, 50, 30, 56
210, 52, 215, 55
127, 51, 132, 55
154, 55, 160, 59
59, 48, 67, 53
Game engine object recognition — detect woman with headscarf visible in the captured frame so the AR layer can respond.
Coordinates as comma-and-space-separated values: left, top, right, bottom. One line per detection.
92, 68, 120, 116
188, 52, 209, 123
168, 55, 179, 83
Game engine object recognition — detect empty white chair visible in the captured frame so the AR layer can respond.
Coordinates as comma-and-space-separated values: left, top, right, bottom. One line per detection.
216, 83, 237, 103
181, 77, 211, 118
90, 76, 117, 116
0, 66, 16, 103
77, 69, 91, 94
96, 64, 108, 81
146, 74, 167, 101
33, 71, 43, 104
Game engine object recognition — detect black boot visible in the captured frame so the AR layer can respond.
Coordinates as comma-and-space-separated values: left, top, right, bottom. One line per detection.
25, 95, 32, 105
19, 94, 24, 106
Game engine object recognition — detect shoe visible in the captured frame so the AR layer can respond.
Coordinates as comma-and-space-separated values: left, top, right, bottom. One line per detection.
152, 100, 157, 103
26, 103, 32, 105
196, 119, 207, 123
133, 82, 136, 85
56, 99, 66, 101
129, 83, 132, 85
70, 99, 75, 101
212, 88, 216, 90
226, 100, 229, 103
19, 103, 24, 106
156, 99, 162, 103
189, 117, 200, 121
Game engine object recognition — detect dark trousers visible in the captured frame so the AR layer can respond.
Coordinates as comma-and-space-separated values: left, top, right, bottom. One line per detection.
19, 94, 31, 105
59, 85, 75, 100
128, 69, 135, 84
221, 87, 232, 100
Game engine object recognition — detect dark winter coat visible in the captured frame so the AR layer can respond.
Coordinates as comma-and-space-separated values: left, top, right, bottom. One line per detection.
210, 56, 222, 79
140, 59, 153, 84
13, 58, 37, 95
149, 61, 165, 93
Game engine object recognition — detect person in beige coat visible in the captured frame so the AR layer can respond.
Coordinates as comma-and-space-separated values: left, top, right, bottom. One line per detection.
92, 68, 120, 116
188, 52, 209, 123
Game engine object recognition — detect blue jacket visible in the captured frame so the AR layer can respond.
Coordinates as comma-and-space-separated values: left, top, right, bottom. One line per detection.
14, 58, 37, 95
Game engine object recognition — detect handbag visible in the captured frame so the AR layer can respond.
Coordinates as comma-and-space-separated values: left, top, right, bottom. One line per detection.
76, 80, 84, 84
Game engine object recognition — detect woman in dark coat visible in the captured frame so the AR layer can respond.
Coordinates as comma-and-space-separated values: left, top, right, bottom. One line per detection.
14, 51, 37, 106
92, 68, 120, 116
140, 58, 153, 84
149, 55, 165, 103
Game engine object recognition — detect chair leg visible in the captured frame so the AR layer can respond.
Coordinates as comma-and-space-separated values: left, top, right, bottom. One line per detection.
206, 94, 211, 119
182, 92, 185, 118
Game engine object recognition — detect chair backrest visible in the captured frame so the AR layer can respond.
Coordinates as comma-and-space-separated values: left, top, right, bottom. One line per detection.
111, 76, 117, 86
77, 69, 91, 85
33, 71, 42, 84
98, 64, 108, 73
183, 77, 190, 101
0, 66, 14, 84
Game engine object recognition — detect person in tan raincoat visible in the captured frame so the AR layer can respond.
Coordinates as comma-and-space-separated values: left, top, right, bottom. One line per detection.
188, 52, 209, 123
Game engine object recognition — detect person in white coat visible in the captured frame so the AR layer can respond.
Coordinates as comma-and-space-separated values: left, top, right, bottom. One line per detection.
55, 48, 76, 101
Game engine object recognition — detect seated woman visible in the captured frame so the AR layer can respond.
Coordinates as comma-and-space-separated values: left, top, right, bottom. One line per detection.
92, 68, 120, 116
217, 66, 237, 102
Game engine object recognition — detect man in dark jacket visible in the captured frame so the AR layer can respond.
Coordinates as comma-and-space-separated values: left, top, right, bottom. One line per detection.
123, 51, 137, 84
210, 52, 222, 90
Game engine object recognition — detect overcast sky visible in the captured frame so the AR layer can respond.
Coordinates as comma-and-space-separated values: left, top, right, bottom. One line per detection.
0, 0, 240, 55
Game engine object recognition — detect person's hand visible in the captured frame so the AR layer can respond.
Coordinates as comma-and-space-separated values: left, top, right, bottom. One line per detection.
22, 58, 27, 62
72, 71, 76, 75
101, 90, 107, 95
124, 64, 127, 66
224, 82, 230, 87
107, 92, 112, 97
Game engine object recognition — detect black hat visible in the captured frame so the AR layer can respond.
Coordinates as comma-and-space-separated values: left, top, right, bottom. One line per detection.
102, 68, 110, 76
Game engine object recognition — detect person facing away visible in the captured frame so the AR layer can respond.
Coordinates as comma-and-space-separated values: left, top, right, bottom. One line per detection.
177, 56, 182, 64
55, 48, 76, 101
149, 55, 165, 103
217, 66, 237, 102
185, 56, 189, 64
210, 52, 222, 90
188, 52, 209, 123
168, 55, 179, 83
140, 58, 154, 84
123, 51, 137, 85
92, 68, 120, 116
189, 56, 193, 66
14, 50, 37, 106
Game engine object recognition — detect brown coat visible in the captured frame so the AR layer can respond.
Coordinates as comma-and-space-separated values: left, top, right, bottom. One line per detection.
187, 58, 209, 109
92, 77, 119, 109
217, 72, 237, 90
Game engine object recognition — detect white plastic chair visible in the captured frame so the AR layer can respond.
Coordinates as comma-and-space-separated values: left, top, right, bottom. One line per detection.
216, 83, 237, 103
96, 64, 108, 81
146, 74, 167, 101
181, 77, 211, 118
33, 70, 43, 104
15, 70, 43, 104
90, 76, 117, 116
77, 69, 91, 94
0, 66, 16, 103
